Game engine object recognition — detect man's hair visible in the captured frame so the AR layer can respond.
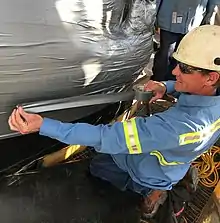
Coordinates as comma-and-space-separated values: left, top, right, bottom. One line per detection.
199, 68, 220, 88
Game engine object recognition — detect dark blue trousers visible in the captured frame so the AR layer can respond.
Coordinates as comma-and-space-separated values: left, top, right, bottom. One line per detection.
152, 29, 184, 81
90, 154, 150, 196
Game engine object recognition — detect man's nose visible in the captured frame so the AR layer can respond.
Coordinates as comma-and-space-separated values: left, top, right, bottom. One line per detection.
172, 65, 179, 76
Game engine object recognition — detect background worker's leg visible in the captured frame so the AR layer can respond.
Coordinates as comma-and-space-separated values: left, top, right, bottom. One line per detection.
152, 29, 184, 81
214, 5, 220, 25
90, 154, 150, 196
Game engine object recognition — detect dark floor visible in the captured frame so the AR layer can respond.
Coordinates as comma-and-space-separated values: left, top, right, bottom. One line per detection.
0, 157, 141, 223
0, 102, 142, 223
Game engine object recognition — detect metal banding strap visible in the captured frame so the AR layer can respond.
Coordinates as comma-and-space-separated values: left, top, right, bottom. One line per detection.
123, 118, 142, 154
22, 91, 135, 113
150, 150, 185, 166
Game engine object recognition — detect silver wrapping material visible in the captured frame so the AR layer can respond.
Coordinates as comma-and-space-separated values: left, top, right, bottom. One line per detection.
0, 0, 156, 138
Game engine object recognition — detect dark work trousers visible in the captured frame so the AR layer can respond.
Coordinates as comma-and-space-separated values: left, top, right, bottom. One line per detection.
152, 29, 184, 81
90, 154, 151, 197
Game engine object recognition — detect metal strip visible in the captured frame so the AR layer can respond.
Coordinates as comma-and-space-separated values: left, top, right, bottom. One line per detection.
21, 91, 135, 113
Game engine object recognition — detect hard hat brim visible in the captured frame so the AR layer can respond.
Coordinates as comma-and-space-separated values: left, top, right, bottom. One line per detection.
173, 52, 220, 72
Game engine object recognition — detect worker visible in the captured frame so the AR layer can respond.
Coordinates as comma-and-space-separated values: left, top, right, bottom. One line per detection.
152, 0, 220, 81
213, 5, 220, 25
8, 25, 220, 219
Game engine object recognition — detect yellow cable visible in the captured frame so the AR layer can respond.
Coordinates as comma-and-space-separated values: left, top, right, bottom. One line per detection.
192, 146, 220, 188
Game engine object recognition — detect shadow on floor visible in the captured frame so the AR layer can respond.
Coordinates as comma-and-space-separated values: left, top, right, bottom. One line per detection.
0, 160, 142, 223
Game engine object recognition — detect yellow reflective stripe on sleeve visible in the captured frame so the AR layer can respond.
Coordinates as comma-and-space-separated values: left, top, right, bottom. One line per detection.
179, 118, 220, 146
122, 118, 142, 154
150, 150, 185, 166
179, 132, 201, 145
131, 119, 142, 154
123, 121, 133, 154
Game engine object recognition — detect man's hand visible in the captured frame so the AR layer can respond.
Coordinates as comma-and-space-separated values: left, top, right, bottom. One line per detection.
144, 80, 167, 103
8, 106, 43, 135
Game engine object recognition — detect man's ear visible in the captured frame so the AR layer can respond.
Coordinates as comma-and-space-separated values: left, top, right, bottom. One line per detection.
206, 72, 220, 86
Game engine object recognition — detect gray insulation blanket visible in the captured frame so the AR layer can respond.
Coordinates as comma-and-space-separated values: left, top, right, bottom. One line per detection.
0, 0, 156, 138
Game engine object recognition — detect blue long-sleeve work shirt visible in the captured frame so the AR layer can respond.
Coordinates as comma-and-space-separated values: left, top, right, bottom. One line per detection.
156, 0, 220, 34
39, 81, 220, 190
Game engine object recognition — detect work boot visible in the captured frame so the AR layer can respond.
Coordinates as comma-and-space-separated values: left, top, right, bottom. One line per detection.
140, 190, 167, 219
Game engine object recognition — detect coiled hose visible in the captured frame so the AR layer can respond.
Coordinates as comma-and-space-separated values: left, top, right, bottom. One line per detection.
192, 146, 220, 188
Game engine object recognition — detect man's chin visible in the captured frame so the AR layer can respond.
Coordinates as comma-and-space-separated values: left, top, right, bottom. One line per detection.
174, 83, 188, 93
174, 82, 181, 92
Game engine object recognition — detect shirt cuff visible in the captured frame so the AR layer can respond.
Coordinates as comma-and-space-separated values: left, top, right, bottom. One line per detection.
39, 118, 62, 138
162, 81, 176, 94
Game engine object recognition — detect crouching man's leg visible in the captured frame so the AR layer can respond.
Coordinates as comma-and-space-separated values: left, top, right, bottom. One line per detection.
90, 153, 131, 191
90, 154, 167, 218
140, 190, 167, 219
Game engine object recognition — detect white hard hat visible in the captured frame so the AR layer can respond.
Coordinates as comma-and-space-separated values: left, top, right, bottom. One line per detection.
173, 25, 220, 71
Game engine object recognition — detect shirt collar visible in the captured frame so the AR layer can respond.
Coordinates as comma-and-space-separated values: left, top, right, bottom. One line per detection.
177, 89, 220, 107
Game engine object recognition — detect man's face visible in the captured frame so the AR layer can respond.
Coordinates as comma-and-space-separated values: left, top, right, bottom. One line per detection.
172, 63, 211, 93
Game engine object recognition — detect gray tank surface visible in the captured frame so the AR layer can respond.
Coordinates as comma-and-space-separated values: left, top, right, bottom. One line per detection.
0, 0, 155, 139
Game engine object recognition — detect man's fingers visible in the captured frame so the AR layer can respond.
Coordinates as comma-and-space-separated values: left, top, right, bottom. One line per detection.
149, 96, 159, 104
11, 109, 26, 134
8, 108, 29, 134
17, 106, 29, 120
15, 109, 29, 134
8, 115, 19, 131
15, 109, 26, 125
10, 109, 21, 130
10, 109, 27, 134
144, 80, 154, 91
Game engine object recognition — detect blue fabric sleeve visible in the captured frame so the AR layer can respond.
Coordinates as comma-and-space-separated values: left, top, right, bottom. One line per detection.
39, 113, 180, 154
39, 118, 129, 154
162, 81, 176, 94
40, 118, 102, 147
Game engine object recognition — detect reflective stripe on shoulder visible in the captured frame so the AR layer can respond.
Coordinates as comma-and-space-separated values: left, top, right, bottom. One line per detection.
179, 119, 220, 146
122, 118, 142, 154
150, 150, 185, 166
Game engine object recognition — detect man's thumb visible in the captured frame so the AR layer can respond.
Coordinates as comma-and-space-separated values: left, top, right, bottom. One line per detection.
149, 95, 159, 104
18, 106, 29, 118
